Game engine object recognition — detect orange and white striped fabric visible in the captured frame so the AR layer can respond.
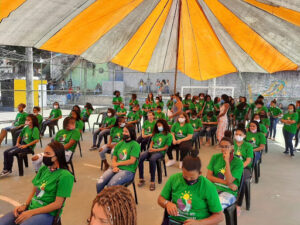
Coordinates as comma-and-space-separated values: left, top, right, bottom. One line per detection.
0, 0, 299, 80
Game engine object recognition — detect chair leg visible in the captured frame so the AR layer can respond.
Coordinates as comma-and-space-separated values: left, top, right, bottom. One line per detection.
254, 163, 259, 184
17, 154, 24, 176
23, 154, 29, 168
163, 159, 167, 177
224, 204, 237, 225
157, 160, 162, 184
40, 138, 43, 148
100, 160, 104, 171
69, 161, 76, 182
5, 133, 7, 144
88, 122, 91, 131
132, 181, 138, 205
245, 179, 251, 210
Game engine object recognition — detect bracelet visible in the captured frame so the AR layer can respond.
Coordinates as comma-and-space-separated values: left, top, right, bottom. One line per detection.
164, 200, 169, 208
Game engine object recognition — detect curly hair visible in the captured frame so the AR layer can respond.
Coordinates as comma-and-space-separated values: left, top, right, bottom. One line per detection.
89, 186, 137, 225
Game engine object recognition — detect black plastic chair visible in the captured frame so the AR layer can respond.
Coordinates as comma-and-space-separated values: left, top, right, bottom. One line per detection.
124, 177, 138, 205
253, 151, 262, 184
15, 149, 34, 176
49, 120, 60, 138
5, 127, 23, 145
67, 152, 76, 182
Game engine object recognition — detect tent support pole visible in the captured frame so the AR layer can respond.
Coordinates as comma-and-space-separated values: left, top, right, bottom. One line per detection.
174, 0, 182, 94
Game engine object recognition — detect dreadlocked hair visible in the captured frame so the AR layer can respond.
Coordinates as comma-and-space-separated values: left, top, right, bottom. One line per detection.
89, 185, 137, 225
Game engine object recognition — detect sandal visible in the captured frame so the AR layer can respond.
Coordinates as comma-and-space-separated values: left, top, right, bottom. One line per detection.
138, 180, 145, 187
150, 183, 155, 191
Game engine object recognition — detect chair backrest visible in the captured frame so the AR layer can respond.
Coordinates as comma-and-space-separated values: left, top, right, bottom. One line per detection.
52, 198, 66, 225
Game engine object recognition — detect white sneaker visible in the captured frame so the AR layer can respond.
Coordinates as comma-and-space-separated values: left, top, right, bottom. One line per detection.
166, 160, 176, 167
179, 161, 183, 169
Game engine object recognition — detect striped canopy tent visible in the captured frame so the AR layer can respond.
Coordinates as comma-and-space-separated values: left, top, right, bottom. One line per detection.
0, 0, 299, 91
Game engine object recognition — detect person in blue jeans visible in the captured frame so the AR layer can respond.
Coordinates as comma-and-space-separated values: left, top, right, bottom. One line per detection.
0, 141, 74, 225
138, 119, 172, 191
268, 100, 282, 140
96, 124, 140, 193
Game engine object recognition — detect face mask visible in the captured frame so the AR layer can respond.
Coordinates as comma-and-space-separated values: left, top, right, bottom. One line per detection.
120, 123, 125, 128
121, 105, 124, 109
289, 109, 294, 113
192, 117, 197, 120
235, 135, 244, 142
196, 100, 199, 103
254, 119, 260, 123
123, 134, 130, 141
178, 118, 186, 123
25, 120, 30, 126
220, 100, 224, 104
158, 126, 164, 132
250, 129, 257, 133
184, 178, 198, 186
173, 99, 177, 103
107, 113, 112, 117
43, 156, 54, 167
200, 96, 204, 99
54, 105, 58, 109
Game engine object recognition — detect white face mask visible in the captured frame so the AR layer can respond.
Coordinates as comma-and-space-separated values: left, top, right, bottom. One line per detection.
178, 118, 186, 123
54, 105, 58, 109
254, 119, 260, 123
107, 113, 112, 117
120, 123, 126, 128
235, 135, 244, 142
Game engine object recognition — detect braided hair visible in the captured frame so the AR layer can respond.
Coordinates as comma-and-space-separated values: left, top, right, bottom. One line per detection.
89, 185, 137, 225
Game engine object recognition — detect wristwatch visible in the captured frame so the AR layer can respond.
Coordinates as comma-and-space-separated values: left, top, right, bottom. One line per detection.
164, 200, 169, 208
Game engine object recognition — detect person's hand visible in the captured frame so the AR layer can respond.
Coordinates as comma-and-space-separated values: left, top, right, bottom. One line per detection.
223, 150, 230, 162
172, 139, 177, 145
149, 148, 155, 153
14, 205, 27, 217
112, 167, 119, 173
166, 202, 178, 217
19, 145, 27, 149
112, 161, 118, 168
184, 219, 201, 225
99, 147, 103, 152
177, 139, 182, 144
15, 210, 34, 224
16, 143, 21, 147
228, 183, 238, 191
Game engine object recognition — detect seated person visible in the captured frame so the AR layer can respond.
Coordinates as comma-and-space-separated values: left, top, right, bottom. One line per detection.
0, 142, 74, 225
158, 153, 224, 224
134, 104, 143, 120
245, 121, 266, 164
142, 98, 152, 120
207, 136, 244, 210
90, 108, 116, 150
72, 105, 81, 117
129, 94, 139, 111
200, 111, 218, 146
234, 125, 254, 212
155, 106, 166, 120
138, 119, 172, 191
0, 103, 28, 146
116, 103, 127, 117
32, 117, 80, 172
190, 110, 203, 143
152, 97, 161, 111
137, 112, 156, 152
40, 102, 62, 136
247, 114, 268, 137
81, 102, 94, 122
99, 117, 125, 170
96, 124, 140, 193
88, 186, 137, 225
126, 106, 140, 125
0, 114, 40, 177
260, 110, 270, 130
166, 112, 194, 168
33, 106, 43, 129
70, 110, 84, 133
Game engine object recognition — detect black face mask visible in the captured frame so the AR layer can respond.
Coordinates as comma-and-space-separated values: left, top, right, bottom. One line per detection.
123, 134, 131, 142
43, 156, 54, 167
184, 178, 198, 186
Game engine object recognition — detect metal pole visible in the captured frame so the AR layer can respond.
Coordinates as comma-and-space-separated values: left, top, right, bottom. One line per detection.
40, 58, 44, 116
83, 59, 87, 103
212, 78, 216, 99
25, 47, 34, 113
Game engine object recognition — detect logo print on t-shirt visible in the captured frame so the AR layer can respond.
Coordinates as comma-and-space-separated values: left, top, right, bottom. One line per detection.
177, 130, 184, 137
119, 149, 127, 160
147, 127, 152, 133
59, 134, 67, 142
24, 133, 29, 141
177, 191, 192, 212
217, 167, 226, 180
36, 182, 47, 198
116, 133, 121, 141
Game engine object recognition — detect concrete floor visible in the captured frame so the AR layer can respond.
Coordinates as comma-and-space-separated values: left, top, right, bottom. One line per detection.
0, 115, 300, 225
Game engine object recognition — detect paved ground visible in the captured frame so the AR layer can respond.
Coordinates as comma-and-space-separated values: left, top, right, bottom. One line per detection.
0, 114, 300, 225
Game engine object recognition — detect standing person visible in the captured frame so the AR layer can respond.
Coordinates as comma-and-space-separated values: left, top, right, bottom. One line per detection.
139, 79, 144, 93
60, 78, 66, 90
137, 112, 156, 152
295, 100, 300, 149
207, 136, 244, 210
129, 94, 139, 112
33, 106, 43, 129
0, 142, 74, 225
165, 79, 170, 94
90, 108, 116, 150
138, 119, 172, 190
40, 102, 62, 136
182, 93, 192, 113
112, 90, 123, 111
116, 103, 127, 117
88, 186, 137, 225
269, 100, 283, 141
166, 112, 194, 168
213, 97, 221, 116
96, 125, 140, 193
281, 104, 298, 157
216, 95, 230, 142
147, 92, 154, 104
0, 103, 27, 146
201, 95, 214, 116
158, 153, 224, 224
168, 93, 183, 122
0, 115, 40, 177
155, 79, 161, 93
233, 100, 248, 127
190, 111, 203, 144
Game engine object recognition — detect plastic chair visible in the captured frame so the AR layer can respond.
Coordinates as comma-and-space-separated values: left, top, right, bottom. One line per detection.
15, 149, 34, 176
253, 151, 262, 184
92, 113, 105, 134
83, 117, 91, 132
49, 120, 60, 138
124, 176, 138, 205
67, 152, 76, 182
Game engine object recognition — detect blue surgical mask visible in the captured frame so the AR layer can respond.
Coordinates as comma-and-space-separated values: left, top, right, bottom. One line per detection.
173, 99, 177, 103
220, 100, 224, 104
158, 126, 164, 132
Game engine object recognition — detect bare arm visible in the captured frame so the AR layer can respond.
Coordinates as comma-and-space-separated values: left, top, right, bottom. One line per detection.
243, 158, 251, 168
115, 156, 137, 167
64, 139, 76, 151
253, 144, 265, 152
206, 170, 227, 185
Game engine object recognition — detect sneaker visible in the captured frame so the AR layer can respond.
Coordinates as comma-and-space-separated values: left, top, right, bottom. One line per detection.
89, 146, 97, 151
166, 159, 176, 167
272, 138, 275, 141
0, 170, 11, 177
283, 151, 289, 154
179, 161, 183, 169
291, 154, 295, 158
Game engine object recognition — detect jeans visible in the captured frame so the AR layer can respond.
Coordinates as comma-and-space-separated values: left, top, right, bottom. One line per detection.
199, 126, 217, 138
93, 129, 110, 147
99, 143, 116, 160
0, 212, 54, 225
3, 146, 32, 171
137, 136, 151, 152
138, 151, 164, 182
295, 128, 300, 148
40, 120, 54, 135
269, 117, 279, 138
219, 192, 236, 210
167, 140, 193, 161
192, 131, 200, 142
3, 126, 16, 131
254, 151, 262, 165
237, 167, 251, 206
96, 168, 135, 193
283, 129, 295, 155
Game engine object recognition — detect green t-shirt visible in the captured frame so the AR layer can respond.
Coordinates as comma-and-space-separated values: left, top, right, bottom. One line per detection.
202, 115, 217, 127
29, 165, 74, 216
76, 120, 84, 131
117, 107, 127, 116
167, 100, 174, 110
234, 141, 254, 168
190, 118, 203, 130
159, 101, 164, 109
127, 111, 139, 122
142, 103, 152, 116
110, 127, 123, 143
103, 116, 117, 127
297, 109, 300, 125
203, 101, 214, 114
252, 106, 268, 116
171, 122, 194, 140
49, 109, 62, 120
54, 129, 81, 152
214, 103, 220, 113
282, 113, 299, 134
151, 103, 158, 110
14, 112, 28, 126
269, 107, 282, 117
80, 108, 92, 119
161, 173, 222, 222
155, 112, 166, 120
262, 118, 270, 127
142, 120, 156, 135
245, 131, 266, 149
20, 126, 40, 148
152, 132, 173, 155
113, 140, 140, 172
198, 100, 205, 110
36, 114, 43, 127
234, 107, 247, 122
112, 96, 123, 110
129, 99, 139, 111
193, 102, 202, 113
136, 109, 143, 118
167, 117, 174, 126
183, 99, 192, 111
207, 153, 244, 196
